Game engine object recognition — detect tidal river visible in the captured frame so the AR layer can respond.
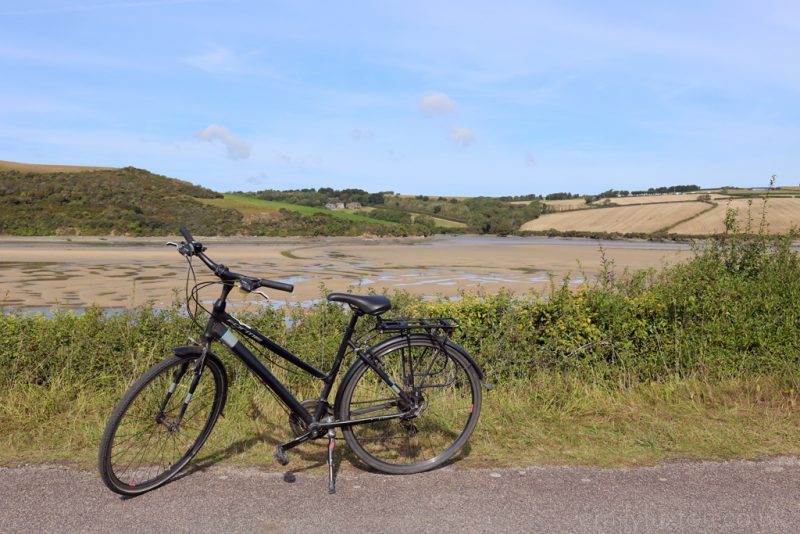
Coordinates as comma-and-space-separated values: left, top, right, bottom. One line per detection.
0, 235, 693, 312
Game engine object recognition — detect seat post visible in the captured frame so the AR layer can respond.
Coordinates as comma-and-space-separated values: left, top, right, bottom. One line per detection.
315, 307, 363, 421
343, 307, 363, 341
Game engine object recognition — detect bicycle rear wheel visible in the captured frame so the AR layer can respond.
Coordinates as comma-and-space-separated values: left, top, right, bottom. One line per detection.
98, 354, 226, 496
337, 335, 482, 474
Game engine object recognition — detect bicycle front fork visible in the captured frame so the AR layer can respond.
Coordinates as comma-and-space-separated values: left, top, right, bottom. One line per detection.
157, 359, 205, 430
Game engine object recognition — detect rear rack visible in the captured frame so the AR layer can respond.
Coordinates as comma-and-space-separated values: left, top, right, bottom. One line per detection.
376, 317, 460, 336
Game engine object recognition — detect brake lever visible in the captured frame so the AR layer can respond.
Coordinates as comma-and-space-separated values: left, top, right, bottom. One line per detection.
253, 290, 270, 303
168, 241, 193, 257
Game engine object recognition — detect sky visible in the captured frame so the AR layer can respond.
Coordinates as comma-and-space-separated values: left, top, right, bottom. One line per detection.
1, 0, 798, 195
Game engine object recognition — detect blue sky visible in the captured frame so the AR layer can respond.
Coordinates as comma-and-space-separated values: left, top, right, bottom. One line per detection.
1, 0, 798, 195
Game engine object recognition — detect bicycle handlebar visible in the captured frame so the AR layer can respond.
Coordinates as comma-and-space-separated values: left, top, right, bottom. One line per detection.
175, 226, 294, 294
180, 225, 194, 245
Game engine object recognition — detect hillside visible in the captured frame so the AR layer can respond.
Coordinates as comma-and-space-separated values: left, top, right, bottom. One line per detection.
0, 167, 242, 236
521, 202, 711, 234
522, 189, 800, 237
3, 163, 792, 238
670, 197, 800, 234
0, 166, 424, 237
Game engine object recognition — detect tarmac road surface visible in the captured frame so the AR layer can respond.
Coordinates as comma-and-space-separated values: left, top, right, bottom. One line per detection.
1, 458, 799, 533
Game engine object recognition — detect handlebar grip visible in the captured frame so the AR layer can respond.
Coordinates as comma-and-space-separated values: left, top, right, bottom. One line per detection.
259, 279, 294, 293
180, 226, 195, 244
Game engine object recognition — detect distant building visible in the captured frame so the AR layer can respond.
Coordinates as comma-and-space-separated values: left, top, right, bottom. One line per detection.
325, 202, 345, 210
345, 202, 361, 209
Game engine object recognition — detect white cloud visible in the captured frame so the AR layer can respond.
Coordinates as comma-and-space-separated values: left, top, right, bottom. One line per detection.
449, 126, 475, 146
195, 124, 251, 159
351, 127, 376, 140
387, 148, 407, 161
183, 45, 284, 79
419, 92, 457, 117
246, 172, 270, 185
184, 47, 241, 73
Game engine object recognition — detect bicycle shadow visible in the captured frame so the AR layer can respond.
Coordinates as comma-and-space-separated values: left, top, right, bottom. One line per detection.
118, 417, 474, 499
171, 425, 332, 487
338, 440, 473, 473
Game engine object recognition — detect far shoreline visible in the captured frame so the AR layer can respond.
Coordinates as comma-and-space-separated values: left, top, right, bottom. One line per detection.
0, 233, 698, 249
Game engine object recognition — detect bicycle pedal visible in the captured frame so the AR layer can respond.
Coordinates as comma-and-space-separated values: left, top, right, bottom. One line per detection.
273, 446, 289, 466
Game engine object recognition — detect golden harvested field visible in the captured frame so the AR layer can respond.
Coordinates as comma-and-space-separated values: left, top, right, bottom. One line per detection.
521, 202, 709, 233
542, 199, 589, 211
607, 193, 717, 205
509, 200, 542, 205
0, 160, 114, 173
670, 197, 800, 234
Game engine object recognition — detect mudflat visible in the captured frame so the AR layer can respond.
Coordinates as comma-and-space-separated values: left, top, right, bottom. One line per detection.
0, 235, 692, 310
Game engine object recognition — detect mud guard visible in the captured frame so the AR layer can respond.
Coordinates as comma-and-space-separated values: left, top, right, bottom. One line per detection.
334, 333, 491, 413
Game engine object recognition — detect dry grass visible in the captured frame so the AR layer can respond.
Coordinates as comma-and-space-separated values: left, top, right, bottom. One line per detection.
522, 202, 709, 233
0, 160, 114, 173
671, 197, 800, 234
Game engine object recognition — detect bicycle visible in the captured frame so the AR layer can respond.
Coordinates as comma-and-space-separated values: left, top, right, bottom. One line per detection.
98, 227, 487, 495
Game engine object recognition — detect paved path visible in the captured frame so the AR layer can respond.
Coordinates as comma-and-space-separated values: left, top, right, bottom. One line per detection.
1, 458, 799, 533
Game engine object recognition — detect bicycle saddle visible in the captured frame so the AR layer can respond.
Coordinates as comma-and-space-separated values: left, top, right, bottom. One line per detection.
327, 293, 392, 315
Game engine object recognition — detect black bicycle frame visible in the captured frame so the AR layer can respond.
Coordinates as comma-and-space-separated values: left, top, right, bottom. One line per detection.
197, 283, 412, 434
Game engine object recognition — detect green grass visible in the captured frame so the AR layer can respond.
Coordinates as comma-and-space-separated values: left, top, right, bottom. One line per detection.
409, 212, 468, 228
202, 194, 397, 225
3, 375, 797, 470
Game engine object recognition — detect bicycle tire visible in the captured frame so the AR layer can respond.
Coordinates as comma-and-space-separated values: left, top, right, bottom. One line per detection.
98, 354, 226, 496
337, 335, 482, 474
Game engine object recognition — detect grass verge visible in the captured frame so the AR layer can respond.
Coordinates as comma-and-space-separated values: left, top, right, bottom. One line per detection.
2, 375, 797, 471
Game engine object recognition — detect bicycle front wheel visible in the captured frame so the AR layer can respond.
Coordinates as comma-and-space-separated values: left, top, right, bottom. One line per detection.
338, 335, 482, 474
98, 354, 226, 496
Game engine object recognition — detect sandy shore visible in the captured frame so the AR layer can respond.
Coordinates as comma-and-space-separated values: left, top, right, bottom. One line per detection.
0, 235, 692, 310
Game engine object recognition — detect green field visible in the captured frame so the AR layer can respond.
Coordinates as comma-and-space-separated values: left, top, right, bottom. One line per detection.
409, 212, 468, 228
201, 193, 397, 225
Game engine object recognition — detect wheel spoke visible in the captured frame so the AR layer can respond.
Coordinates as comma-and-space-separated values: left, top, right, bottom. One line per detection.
100, 356, 223, 493
342, 339, 480, 473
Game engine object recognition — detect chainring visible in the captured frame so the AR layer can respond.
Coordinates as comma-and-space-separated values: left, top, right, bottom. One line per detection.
288, 399, 332, 437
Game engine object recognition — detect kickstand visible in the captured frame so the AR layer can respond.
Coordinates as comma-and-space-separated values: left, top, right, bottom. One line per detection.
326, 426, 336, 494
